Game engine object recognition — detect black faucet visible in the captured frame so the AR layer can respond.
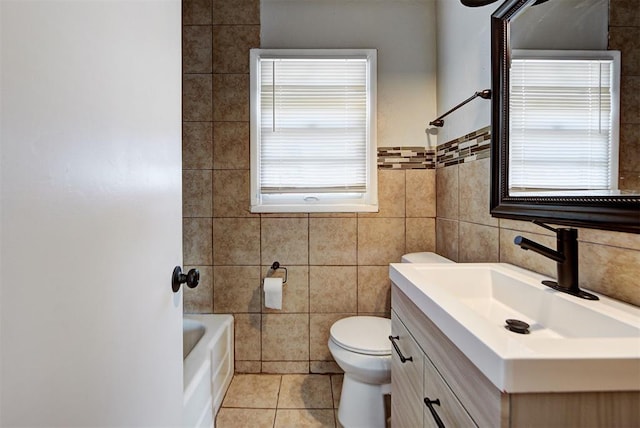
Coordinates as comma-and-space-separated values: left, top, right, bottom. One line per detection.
514, 221, 598, 300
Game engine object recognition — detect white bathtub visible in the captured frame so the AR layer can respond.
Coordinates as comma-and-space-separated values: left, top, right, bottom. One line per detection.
183, 315, 234, 428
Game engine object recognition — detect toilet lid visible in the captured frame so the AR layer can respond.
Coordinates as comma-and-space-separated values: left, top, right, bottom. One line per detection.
330, 316, 391, 356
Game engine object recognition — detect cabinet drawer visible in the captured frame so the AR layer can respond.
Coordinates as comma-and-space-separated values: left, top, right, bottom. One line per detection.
423, 356, 477, 428
391, 311, 424, 428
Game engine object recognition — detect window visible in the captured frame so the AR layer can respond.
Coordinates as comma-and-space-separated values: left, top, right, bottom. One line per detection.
509, 50, 620, 193
250, 49, 377, 212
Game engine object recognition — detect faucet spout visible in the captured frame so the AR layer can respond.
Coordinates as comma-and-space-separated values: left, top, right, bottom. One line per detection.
514, 236, 564, 263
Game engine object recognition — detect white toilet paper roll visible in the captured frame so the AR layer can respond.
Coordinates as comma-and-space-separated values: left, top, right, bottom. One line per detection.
264, 277, 283, 310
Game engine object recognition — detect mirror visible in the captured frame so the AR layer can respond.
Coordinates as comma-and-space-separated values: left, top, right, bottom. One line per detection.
490, 0, 640, 233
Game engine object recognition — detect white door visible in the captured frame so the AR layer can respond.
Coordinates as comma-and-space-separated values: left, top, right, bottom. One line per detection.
0, 0, 183, 426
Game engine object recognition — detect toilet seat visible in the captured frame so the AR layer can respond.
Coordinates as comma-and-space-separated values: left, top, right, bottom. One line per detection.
329, 316, 391, 356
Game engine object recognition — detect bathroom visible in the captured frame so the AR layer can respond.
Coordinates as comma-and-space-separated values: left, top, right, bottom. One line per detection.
182, 0, 639, 426
1, 0, 637, 426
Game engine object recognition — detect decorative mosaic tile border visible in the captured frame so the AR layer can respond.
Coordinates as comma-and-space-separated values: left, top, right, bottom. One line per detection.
376, 126, 491, 170
377, 147, 436, 169
436, 125, 491, 168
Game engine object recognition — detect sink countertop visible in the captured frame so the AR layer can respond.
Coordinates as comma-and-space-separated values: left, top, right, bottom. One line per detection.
390, 262, 640, 393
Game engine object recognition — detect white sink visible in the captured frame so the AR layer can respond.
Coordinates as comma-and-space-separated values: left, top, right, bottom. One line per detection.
390, 262, 640, 393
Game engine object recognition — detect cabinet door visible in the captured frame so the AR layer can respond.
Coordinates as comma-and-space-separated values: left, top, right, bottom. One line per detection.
391, 311, 424, 428
423, 356, 478, 428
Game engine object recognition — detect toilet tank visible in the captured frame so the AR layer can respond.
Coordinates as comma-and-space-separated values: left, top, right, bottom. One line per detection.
401, 252, 453, 264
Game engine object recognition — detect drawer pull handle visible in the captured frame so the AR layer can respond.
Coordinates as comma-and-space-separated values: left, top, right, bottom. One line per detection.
388, 335, 413, 363
424, 397, 445, 428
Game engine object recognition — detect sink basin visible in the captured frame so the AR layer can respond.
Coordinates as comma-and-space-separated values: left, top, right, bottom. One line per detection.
390, 262, 640, 393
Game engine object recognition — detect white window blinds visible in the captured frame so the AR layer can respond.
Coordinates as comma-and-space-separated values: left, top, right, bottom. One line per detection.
250, 49, 377, 213
509, 51, 620, 191
259, 57, 368, 193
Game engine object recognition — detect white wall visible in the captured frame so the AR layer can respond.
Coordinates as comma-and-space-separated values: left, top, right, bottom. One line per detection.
435, 0, 608, 144
435, 0, 499, 144
261, 0, 438, 148
512, 0, 608, 50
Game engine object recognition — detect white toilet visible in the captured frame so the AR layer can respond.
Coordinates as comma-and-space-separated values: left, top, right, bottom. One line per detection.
328, 252, 453, 428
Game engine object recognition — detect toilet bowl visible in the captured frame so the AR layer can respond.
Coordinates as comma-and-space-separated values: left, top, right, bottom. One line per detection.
329, 252, 453, 428
329, 316, 391, 428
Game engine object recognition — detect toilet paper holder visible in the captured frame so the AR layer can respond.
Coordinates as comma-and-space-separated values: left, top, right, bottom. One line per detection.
266, 261, 287, 285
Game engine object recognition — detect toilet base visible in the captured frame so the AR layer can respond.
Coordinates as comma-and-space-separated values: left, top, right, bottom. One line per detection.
337, 374, 391, 428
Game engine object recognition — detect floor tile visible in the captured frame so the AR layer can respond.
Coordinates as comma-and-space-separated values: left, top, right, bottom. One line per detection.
278, 375, 333, 409
274, 409, 336, 428
216, 408, 276, 428
222, 374, 282, 408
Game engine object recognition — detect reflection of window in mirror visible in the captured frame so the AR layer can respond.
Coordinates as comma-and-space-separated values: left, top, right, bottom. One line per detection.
509, 50, 621, 196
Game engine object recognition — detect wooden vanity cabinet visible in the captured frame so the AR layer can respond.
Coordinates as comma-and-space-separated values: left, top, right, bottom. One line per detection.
391, 285, 640, 428
391, 309, 477, 428
390, 314, 424, 428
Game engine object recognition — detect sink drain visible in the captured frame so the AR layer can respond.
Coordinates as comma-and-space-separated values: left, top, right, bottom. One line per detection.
505, 319, 530, 334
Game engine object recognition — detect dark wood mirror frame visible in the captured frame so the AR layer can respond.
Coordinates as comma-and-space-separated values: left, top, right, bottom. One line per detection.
489, 0, 640, 234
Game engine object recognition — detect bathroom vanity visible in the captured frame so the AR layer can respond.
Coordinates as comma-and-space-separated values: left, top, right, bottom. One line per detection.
390, 263, 640, 428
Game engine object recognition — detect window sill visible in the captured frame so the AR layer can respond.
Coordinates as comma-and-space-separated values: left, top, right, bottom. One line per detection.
250, 203, 379, 213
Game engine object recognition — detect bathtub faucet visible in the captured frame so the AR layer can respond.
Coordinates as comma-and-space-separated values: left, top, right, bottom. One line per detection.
514, 221, 598, 300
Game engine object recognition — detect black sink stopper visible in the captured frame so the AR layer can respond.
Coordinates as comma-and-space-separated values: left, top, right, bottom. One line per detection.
505, 319, 530, 334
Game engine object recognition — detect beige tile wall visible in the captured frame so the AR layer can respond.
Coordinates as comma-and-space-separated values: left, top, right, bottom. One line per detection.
186, 167, 436, 374
609, 0, 640, 190
435, 157, 640, 307
182, 0, 437, 374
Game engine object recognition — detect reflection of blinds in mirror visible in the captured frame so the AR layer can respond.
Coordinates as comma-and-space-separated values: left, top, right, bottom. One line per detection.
509, 55, 619, 191
259, 58, 368, 193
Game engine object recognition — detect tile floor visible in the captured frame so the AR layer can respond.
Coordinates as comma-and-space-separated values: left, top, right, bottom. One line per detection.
216, 374, 344, 428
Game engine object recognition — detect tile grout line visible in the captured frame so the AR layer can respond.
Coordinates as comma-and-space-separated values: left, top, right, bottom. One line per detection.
273, 375, 283, 428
